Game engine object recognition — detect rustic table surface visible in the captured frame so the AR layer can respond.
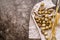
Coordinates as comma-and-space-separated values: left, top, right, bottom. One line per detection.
0, 0, 42, 40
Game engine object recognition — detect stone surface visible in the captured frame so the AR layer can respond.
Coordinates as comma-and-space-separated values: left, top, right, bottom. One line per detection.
0, 0, 34, 40
0, 0, 42, 40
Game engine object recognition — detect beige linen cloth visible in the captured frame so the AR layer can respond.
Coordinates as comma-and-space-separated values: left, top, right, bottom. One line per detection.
29, 0, 60, 40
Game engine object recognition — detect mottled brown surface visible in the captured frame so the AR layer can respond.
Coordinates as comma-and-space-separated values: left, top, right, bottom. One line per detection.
0, 0, 42, 40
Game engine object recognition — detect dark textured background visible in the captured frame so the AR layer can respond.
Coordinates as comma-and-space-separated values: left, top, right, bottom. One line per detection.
0, 0, 42, 40
0, 0, 58, 40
